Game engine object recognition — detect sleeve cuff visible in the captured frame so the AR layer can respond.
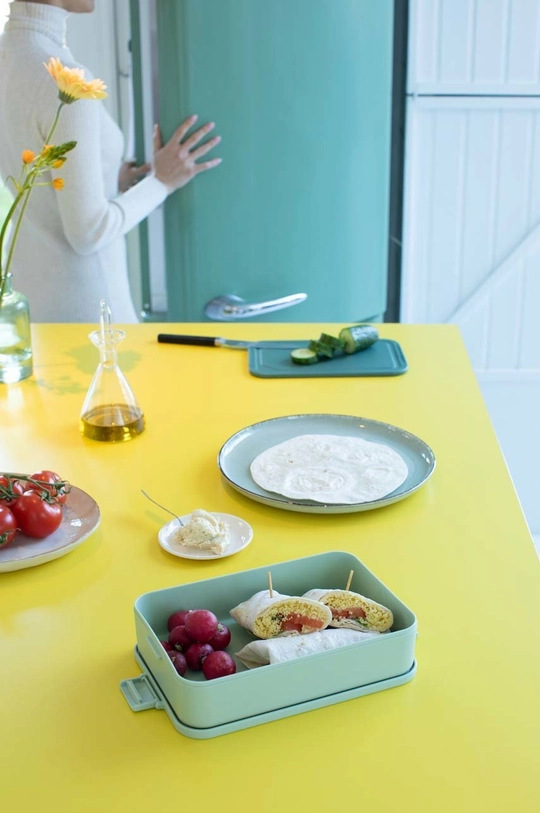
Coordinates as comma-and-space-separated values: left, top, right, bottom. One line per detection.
113, 173, 170, 234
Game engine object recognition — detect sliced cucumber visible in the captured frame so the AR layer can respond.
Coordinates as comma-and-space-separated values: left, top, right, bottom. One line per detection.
318, 333, 345, 351
338, 325, 379, 354
290, 348, 319, 365
308, 340, 334, 359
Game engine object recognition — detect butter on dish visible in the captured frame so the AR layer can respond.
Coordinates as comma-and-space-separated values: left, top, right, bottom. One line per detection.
172, 509, 231, 555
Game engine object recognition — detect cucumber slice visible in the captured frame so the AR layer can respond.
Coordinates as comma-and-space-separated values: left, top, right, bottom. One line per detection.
308, 340, 334, 359
318, 333, 345, 351
338, 325, 379, 354
290, 348, 319, 365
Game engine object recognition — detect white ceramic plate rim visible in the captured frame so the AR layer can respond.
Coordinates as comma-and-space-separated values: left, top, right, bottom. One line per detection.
0, 485, 100, 572
158, 512, 254, 560
217, 413, 436, 514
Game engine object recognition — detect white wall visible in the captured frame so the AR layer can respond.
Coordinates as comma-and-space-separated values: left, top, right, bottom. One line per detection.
403, 0, 540, 534
409, 0, 540, 96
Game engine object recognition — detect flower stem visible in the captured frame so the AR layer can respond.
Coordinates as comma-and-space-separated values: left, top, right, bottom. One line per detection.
45, 101, 64, 145
0, 101, 65, 302
0, 188, 26, 301
2, 185, 33, 285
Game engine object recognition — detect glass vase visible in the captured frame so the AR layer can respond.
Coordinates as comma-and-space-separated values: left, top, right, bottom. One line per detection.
0, 274, 33, 384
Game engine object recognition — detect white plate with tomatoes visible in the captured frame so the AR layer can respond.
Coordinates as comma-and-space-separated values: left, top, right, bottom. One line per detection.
0, 478, 100, 572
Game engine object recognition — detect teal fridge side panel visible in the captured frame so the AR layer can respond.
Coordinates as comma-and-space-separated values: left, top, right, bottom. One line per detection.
156, 0, 394, 322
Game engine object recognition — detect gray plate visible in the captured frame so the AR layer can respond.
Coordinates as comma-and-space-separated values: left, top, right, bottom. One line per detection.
218, 414, 436, 514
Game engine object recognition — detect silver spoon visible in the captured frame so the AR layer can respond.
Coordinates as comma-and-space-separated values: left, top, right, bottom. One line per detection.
141, 489, 184, 526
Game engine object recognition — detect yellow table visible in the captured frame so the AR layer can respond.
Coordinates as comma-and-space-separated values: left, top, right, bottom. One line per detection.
1, 323, 539, 813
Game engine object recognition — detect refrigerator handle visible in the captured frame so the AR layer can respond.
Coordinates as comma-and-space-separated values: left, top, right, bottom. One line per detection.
204, 293, 307, 321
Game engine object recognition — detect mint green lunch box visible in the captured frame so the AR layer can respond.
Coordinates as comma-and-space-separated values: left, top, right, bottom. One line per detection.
121, 551, 417, 738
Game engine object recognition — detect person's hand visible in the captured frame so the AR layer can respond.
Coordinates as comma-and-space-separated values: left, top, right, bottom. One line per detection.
118, 160, 151, 193
152, 115, 222, 192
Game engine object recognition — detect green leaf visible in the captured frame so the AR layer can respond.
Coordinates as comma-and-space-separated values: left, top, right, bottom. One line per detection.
42, 141, 77, 162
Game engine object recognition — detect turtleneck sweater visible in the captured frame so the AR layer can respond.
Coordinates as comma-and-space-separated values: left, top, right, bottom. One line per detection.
0, 1, 169, 322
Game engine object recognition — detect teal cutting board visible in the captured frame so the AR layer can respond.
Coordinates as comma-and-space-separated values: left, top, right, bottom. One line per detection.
248, 340, 407, 378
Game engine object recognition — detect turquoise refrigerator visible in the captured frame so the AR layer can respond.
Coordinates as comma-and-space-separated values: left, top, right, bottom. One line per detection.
130, 0, 394, 322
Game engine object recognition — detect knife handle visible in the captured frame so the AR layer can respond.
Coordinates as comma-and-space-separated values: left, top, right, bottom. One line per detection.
157, 334, 219, 347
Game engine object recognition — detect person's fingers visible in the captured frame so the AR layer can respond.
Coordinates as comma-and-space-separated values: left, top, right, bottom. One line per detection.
194, 157, 223, 174
131, 163, 151, 178
189, 135, 221, 161
171, 114, 198, 144
181, 121, 215, 152
153, 124, 163, 153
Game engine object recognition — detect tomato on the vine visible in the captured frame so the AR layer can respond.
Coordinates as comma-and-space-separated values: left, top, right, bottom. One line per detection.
25, 470, 70, 505
11, 492, 63, 539
0, 476, 25, 507
0, 505, 18, 548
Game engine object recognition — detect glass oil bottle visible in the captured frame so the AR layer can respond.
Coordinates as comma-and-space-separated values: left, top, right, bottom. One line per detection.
79, 301, 145, 442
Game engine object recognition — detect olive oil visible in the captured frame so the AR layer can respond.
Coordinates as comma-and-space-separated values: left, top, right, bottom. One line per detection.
80, 404, 145, 442
80, 302, 145, 443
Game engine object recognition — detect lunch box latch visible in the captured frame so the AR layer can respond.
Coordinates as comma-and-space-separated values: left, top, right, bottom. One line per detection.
120, 674, 164, 712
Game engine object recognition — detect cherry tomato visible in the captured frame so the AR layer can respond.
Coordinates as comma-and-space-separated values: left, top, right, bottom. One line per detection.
0, 476, 25, 507
25, 470, 70, 505
11, 492, 63, 538
0, 505, 18, 548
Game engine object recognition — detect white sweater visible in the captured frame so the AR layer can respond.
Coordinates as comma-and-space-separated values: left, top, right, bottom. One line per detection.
0, 2, 169, 322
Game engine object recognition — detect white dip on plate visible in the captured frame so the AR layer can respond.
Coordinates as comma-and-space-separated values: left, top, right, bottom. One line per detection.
173, 509, 231, 554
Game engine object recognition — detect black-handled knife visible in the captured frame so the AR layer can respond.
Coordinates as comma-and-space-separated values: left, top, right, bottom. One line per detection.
158, 333, 224, 347
157, 333, 253, 349
157, 334, 300, 350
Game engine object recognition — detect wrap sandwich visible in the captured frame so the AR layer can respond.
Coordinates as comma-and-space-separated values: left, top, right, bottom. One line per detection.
236, 628, 381, 668
230, 589, 332, 639
303, 588, 393, 632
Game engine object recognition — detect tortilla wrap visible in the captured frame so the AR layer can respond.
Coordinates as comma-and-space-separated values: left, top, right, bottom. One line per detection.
230, 589, 332, 639
303, 588, 393, 632
236, 628, 381, 668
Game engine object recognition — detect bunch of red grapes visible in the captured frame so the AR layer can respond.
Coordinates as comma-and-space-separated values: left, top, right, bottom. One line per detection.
162, 608, 236, 680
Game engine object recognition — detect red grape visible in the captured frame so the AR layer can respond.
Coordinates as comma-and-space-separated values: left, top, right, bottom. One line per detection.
167, 610, 191, 632
207, 623, 231, 651
184, 609, 219, 643
168, 650, 187, 676
184, 643, 213, 671
160, 640, 173, 652
168, 625, 192, 652
202, 651, 236, 680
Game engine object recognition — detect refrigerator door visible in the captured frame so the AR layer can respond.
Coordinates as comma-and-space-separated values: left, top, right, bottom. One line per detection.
132, 0, 394, 322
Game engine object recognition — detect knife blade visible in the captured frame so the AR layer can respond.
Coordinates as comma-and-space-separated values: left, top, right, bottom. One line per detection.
157, 334, 296, 350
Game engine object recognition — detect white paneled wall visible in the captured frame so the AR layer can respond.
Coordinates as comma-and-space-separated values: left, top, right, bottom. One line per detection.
402, 97, 540, 371
403, 2, 540, 535
409, 0, 540, 94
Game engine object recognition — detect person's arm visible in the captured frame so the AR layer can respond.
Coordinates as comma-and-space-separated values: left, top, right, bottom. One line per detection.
45, 95, 168, 256
41, 86, 221, 257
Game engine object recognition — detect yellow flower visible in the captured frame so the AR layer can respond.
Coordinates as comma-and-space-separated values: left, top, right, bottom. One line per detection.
52, 159, 65, 168
21, 150, 35, 164
44, 57, 107, 104
41, 145, 53, 156
52, 178, 65, 190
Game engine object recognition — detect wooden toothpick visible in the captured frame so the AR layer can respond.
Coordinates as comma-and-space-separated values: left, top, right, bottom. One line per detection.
267, 571, 274, 597
345, 569, 354, 591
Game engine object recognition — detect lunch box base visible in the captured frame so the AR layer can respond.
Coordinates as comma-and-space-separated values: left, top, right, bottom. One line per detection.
121, 646, 417, 739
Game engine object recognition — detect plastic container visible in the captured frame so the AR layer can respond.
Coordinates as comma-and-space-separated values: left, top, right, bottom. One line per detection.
124, 551, 417, 732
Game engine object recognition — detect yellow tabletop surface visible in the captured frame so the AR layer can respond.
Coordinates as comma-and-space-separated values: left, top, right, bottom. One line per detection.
1, 323, 539, 813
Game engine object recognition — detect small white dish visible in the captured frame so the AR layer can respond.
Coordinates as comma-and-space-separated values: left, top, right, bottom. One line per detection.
158, 512, 253, 560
